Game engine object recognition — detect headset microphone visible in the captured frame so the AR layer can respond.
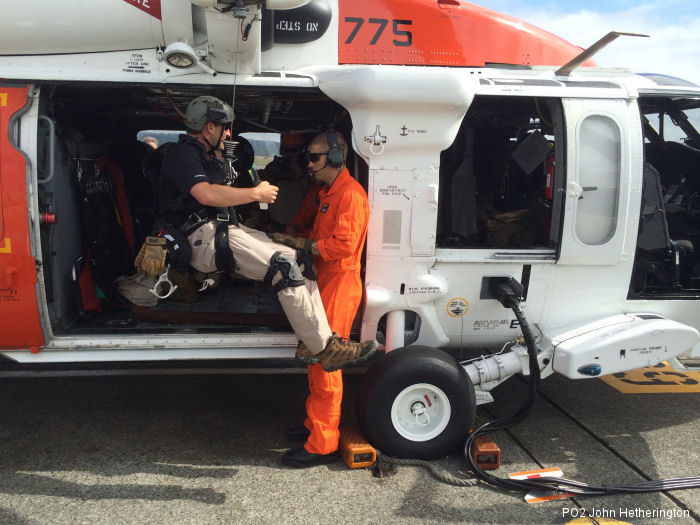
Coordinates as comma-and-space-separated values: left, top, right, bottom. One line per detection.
223, 139, 238, 160
307, 161, 327, 175
222, 139, 239, 184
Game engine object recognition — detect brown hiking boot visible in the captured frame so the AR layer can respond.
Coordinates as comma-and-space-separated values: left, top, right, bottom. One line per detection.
295, 341, 320, 365
318, 335, 378, 372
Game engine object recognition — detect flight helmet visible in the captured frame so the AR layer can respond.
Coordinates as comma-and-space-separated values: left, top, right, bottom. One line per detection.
184, 96, 234, 132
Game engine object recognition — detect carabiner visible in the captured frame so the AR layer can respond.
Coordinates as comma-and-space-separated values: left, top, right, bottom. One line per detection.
148, 265, 178, 300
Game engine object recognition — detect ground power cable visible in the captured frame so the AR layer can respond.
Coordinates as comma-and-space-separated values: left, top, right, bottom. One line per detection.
463, 281, 700, 496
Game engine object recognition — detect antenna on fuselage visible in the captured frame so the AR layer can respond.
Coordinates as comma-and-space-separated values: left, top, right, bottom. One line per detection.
555, 31, 649, 76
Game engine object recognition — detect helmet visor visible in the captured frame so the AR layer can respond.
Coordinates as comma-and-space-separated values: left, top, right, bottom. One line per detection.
206, 106, 232, 124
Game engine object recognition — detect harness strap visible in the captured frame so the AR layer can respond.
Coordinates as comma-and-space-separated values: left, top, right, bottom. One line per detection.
214, 219, 236, 272
295, 249, 317, 281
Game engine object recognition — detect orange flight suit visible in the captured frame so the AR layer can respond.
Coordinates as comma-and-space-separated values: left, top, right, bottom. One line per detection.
287, 182, 322, 238
301, 169, 369, 455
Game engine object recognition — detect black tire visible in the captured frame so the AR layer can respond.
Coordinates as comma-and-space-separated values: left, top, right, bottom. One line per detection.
356, 346, 475, 460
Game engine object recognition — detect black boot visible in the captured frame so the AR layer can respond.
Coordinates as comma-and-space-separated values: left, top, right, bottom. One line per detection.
285, 424, 310, 442
281, 447, 337, 468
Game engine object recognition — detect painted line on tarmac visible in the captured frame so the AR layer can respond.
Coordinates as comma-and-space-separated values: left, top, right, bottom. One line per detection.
600, 361, 700, 393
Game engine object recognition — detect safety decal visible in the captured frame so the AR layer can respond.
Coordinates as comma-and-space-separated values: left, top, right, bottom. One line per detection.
122, 53, 153, 75
0, 238, 10, 254
446, 297, 468, 318
473, 319, 510, 331
407, 286, 441, 295
0, 93, 7, 107
121, 0, 161, 20
0, 287, 18, 302
379, 185, 409, 200
273, 3, 332, 44
600, 361, 700, 393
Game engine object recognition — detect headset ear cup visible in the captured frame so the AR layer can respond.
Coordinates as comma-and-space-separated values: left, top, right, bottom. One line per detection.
328, 148, 344, 167
326, 131, 345, 168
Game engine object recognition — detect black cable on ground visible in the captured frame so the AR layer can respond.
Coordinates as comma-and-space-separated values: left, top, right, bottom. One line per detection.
463, 284, 700, 496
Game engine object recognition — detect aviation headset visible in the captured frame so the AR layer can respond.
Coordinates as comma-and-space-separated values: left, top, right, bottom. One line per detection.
326, 131, 345, 168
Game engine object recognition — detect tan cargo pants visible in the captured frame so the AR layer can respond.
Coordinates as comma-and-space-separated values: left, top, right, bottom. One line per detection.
188, 222, 332, 354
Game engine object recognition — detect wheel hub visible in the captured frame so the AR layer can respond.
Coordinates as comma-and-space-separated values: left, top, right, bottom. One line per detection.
410, 401, 426, 416
391, 383, 452, 442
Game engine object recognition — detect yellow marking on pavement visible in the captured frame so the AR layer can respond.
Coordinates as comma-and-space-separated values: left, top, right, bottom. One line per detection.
0, 238, 11, 254
601, 361, 700, 393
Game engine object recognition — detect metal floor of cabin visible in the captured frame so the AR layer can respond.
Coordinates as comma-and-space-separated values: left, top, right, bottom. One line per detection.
56, 282, 292, 335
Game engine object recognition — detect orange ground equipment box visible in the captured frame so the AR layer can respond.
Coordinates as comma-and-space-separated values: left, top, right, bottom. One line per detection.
339, 427, 376, 469
470, 433, 501, 470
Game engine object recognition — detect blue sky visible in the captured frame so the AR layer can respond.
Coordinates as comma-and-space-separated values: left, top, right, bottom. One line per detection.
472, 0, 700, 86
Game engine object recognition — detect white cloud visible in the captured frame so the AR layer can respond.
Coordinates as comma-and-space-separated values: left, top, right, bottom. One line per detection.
508, 6, 700, 86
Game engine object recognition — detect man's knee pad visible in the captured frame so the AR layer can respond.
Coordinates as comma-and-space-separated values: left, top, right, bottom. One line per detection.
296, 249, 317, 281
265, 251, 304, 293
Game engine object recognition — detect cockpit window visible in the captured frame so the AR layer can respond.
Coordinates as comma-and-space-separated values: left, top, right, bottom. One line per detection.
630, 96, 700, 297
641, 99, 700, 148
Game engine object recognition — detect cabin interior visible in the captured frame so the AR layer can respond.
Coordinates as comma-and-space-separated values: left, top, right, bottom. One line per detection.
33, 84, 700, 338
437, 95, 563, 251
38, 83, 358, 336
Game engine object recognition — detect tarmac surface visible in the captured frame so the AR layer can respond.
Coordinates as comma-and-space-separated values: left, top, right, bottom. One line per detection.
0, 363, 698, 525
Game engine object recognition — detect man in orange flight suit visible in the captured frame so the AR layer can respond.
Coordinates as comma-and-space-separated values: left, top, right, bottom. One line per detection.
272, 131, 370, 468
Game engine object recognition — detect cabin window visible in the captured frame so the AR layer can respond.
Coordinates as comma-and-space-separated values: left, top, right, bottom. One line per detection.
575, 115, 620, 245
136, 130, 181, 148
437, 96, 563, 250
240, 132, 280, 169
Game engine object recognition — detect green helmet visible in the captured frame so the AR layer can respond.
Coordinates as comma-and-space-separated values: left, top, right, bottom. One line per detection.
183, 96, 234, 132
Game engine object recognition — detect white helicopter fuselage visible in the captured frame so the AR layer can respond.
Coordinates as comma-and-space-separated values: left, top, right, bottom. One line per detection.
0, 0, 698, 388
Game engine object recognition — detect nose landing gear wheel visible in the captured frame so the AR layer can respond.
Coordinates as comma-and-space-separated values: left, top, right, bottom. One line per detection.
357, 346, 476, 459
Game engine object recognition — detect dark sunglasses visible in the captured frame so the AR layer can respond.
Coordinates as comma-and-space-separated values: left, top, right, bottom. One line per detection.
304, 151, 328, 163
